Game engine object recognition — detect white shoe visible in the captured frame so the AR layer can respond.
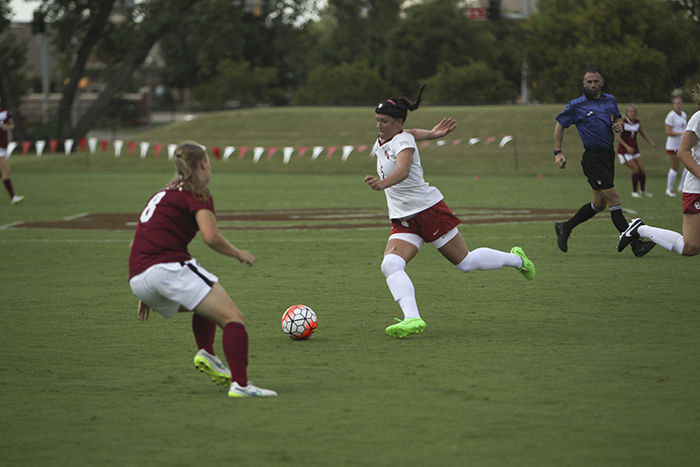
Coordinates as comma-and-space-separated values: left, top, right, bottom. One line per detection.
631, 191, 641, 198
11, 195, 24, 205
641, 190, 653, 198
228, 381, 277, 398
193, 349, 231, 386
665, 189, 676, 197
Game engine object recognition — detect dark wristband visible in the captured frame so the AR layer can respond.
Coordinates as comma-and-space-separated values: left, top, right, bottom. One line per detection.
553, 150, 562, 155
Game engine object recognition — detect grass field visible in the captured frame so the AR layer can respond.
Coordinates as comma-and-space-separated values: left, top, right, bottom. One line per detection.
1, 105, 699, 466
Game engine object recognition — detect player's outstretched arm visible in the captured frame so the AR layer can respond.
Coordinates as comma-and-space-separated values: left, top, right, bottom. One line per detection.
196, 209, 255, 266
406, 117, 457, 141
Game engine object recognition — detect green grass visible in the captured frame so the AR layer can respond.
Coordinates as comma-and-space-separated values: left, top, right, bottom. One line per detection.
1, 105, 699, 466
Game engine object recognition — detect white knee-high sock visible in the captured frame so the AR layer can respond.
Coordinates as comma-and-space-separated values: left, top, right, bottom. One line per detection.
638, 225, 684, 254
456, 247, 522, 272
381, 254, 420, 319
667, 169, 678, 192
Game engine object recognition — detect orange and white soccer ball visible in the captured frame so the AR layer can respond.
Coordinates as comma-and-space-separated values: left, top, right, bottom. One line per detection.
281, 305, 318, 340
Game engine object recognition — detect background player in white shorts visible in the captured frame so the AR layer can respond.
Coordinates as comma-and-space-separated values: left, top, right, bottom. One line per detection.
128, 141, 276, 398
0, 102, 24, 205
364, 87, 535, 339
619, 83, 700, 256
615, 104, 657, 198
664, 95, 688, 196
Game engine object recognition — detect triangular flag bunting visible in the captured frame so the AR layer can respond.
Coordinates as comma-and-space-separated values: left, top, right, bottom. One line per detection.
114, 140, 123, 157
212, 146, 221, 159
167, 143, 177, 160
35, 140, 46, 157
283, 147, 294, 164
485, 137, 496, 144
88, 137, 97, 154
266, 147, 278, 161
311, 146, 324, 160
7, 141, 17, 156
253, 147, 265, 163
64, 139, 74, 155
21, 141, 31, 154
50, 140, 58, 153
238, 147, 248, 160
154, 144, 163, 158
299, 146, 309, 157
140, 142, 150, 159
223, 146, 235, 160
326, 146, 337, 159
341, 145, 353, 162
498, 135, 514, 148
468, 138, 480, 146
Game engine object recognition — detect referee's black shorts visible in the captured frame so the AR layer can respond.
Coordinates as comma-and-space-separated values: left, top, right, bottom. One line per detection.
581, 148, 615, 190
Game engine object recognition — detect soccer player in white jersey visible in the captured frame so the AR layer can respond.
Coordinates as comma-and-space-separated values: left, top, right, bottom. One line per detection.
664, 95, 688, 196
363, 87, 535, 339
619, 83, 700, 256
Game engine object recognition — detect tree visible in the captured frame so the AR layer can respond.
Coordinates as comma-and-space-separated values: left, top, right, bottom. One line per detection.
0, 0, 29, 140
526, 0, 700, 102
42, 0, 117, 139
292, 60, 392, 105
382, 0, 501, 96
424, 61, 515, 104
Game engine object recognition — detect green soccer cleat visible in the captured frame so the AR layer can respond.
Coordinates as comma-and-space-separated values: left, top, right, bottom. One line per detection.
194, 349, 231, 387
385, 317, 426, 339
511, 246, 535, 280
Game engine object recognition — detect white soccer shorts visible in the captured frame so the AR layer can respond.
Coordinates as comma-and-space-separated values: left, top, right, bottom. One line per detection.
129, 259, 218, 318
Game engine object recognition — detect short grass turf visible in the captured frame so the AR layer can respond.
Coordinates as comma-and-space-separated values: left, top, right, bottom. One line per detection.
1, 168, 699, 467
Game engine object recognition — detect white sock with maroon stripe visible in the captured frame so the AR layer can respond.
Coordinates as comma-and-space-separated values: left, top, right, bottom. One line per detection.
381, 254, 420, 319
637, 225, 684, 254
456, 247, 521, 272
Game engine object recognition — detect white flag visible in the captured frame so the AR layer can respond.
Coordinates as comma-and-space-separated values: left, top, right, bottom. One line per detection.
140, 142, 150, 159
168, 144, 177, 160
64, 139, 74, 156
223, 146, 235, 160
468, 138, 480, 146
498, 135, 514, 148
253, 147, 265, 163
283, 147, 294, 165
311, 146, 324, 160
114, 140, 123, 157
436, 140, 446, 146
7, 141, 17, 157
342, 145, 354, 162
36, 140, 46, 157
88, 137, 98, 154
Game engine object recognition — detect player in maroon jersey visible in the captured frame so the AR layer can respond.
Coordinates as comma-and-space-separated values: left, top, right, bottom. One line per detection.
0, 103, 24, 205
615, 104, 658, 198
128, 141, 276, 398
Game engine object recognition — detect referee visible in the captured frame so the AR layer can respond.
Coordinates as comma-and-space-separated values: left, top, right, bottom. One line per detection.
552, 67, 654, 257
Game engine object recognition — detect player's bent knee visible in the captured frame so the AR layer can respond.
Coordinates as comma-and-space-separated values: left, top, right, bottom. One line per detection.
381, 253, 406, 278
682, 242, 700, 256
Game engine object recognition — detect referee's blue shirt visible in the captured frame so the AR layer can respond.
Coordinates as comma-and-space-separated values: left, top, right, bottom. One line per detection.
555, 93, 621, 150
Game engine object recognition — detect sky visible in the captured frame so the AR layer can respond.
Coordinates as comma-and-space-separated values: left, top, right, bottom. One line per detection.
8, 0, 39, 22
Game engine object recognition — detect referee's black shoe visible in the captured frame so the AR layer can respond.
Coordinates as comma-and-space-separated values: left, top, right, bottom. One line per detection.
554, 222, 570, 252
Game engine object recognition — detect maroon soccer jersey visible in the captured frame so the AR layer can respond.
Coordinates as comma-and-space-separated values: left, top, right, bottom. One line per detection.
0, 108, 11, 148
617, 118, 641, 155
129, 187, 214, 279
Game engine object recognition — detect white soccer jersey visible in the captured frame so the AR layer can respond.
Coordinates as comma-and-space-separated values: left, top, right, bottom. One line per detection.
372, 131, 443, 219
665, 110, 687, 151
681, 110, 700, 194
